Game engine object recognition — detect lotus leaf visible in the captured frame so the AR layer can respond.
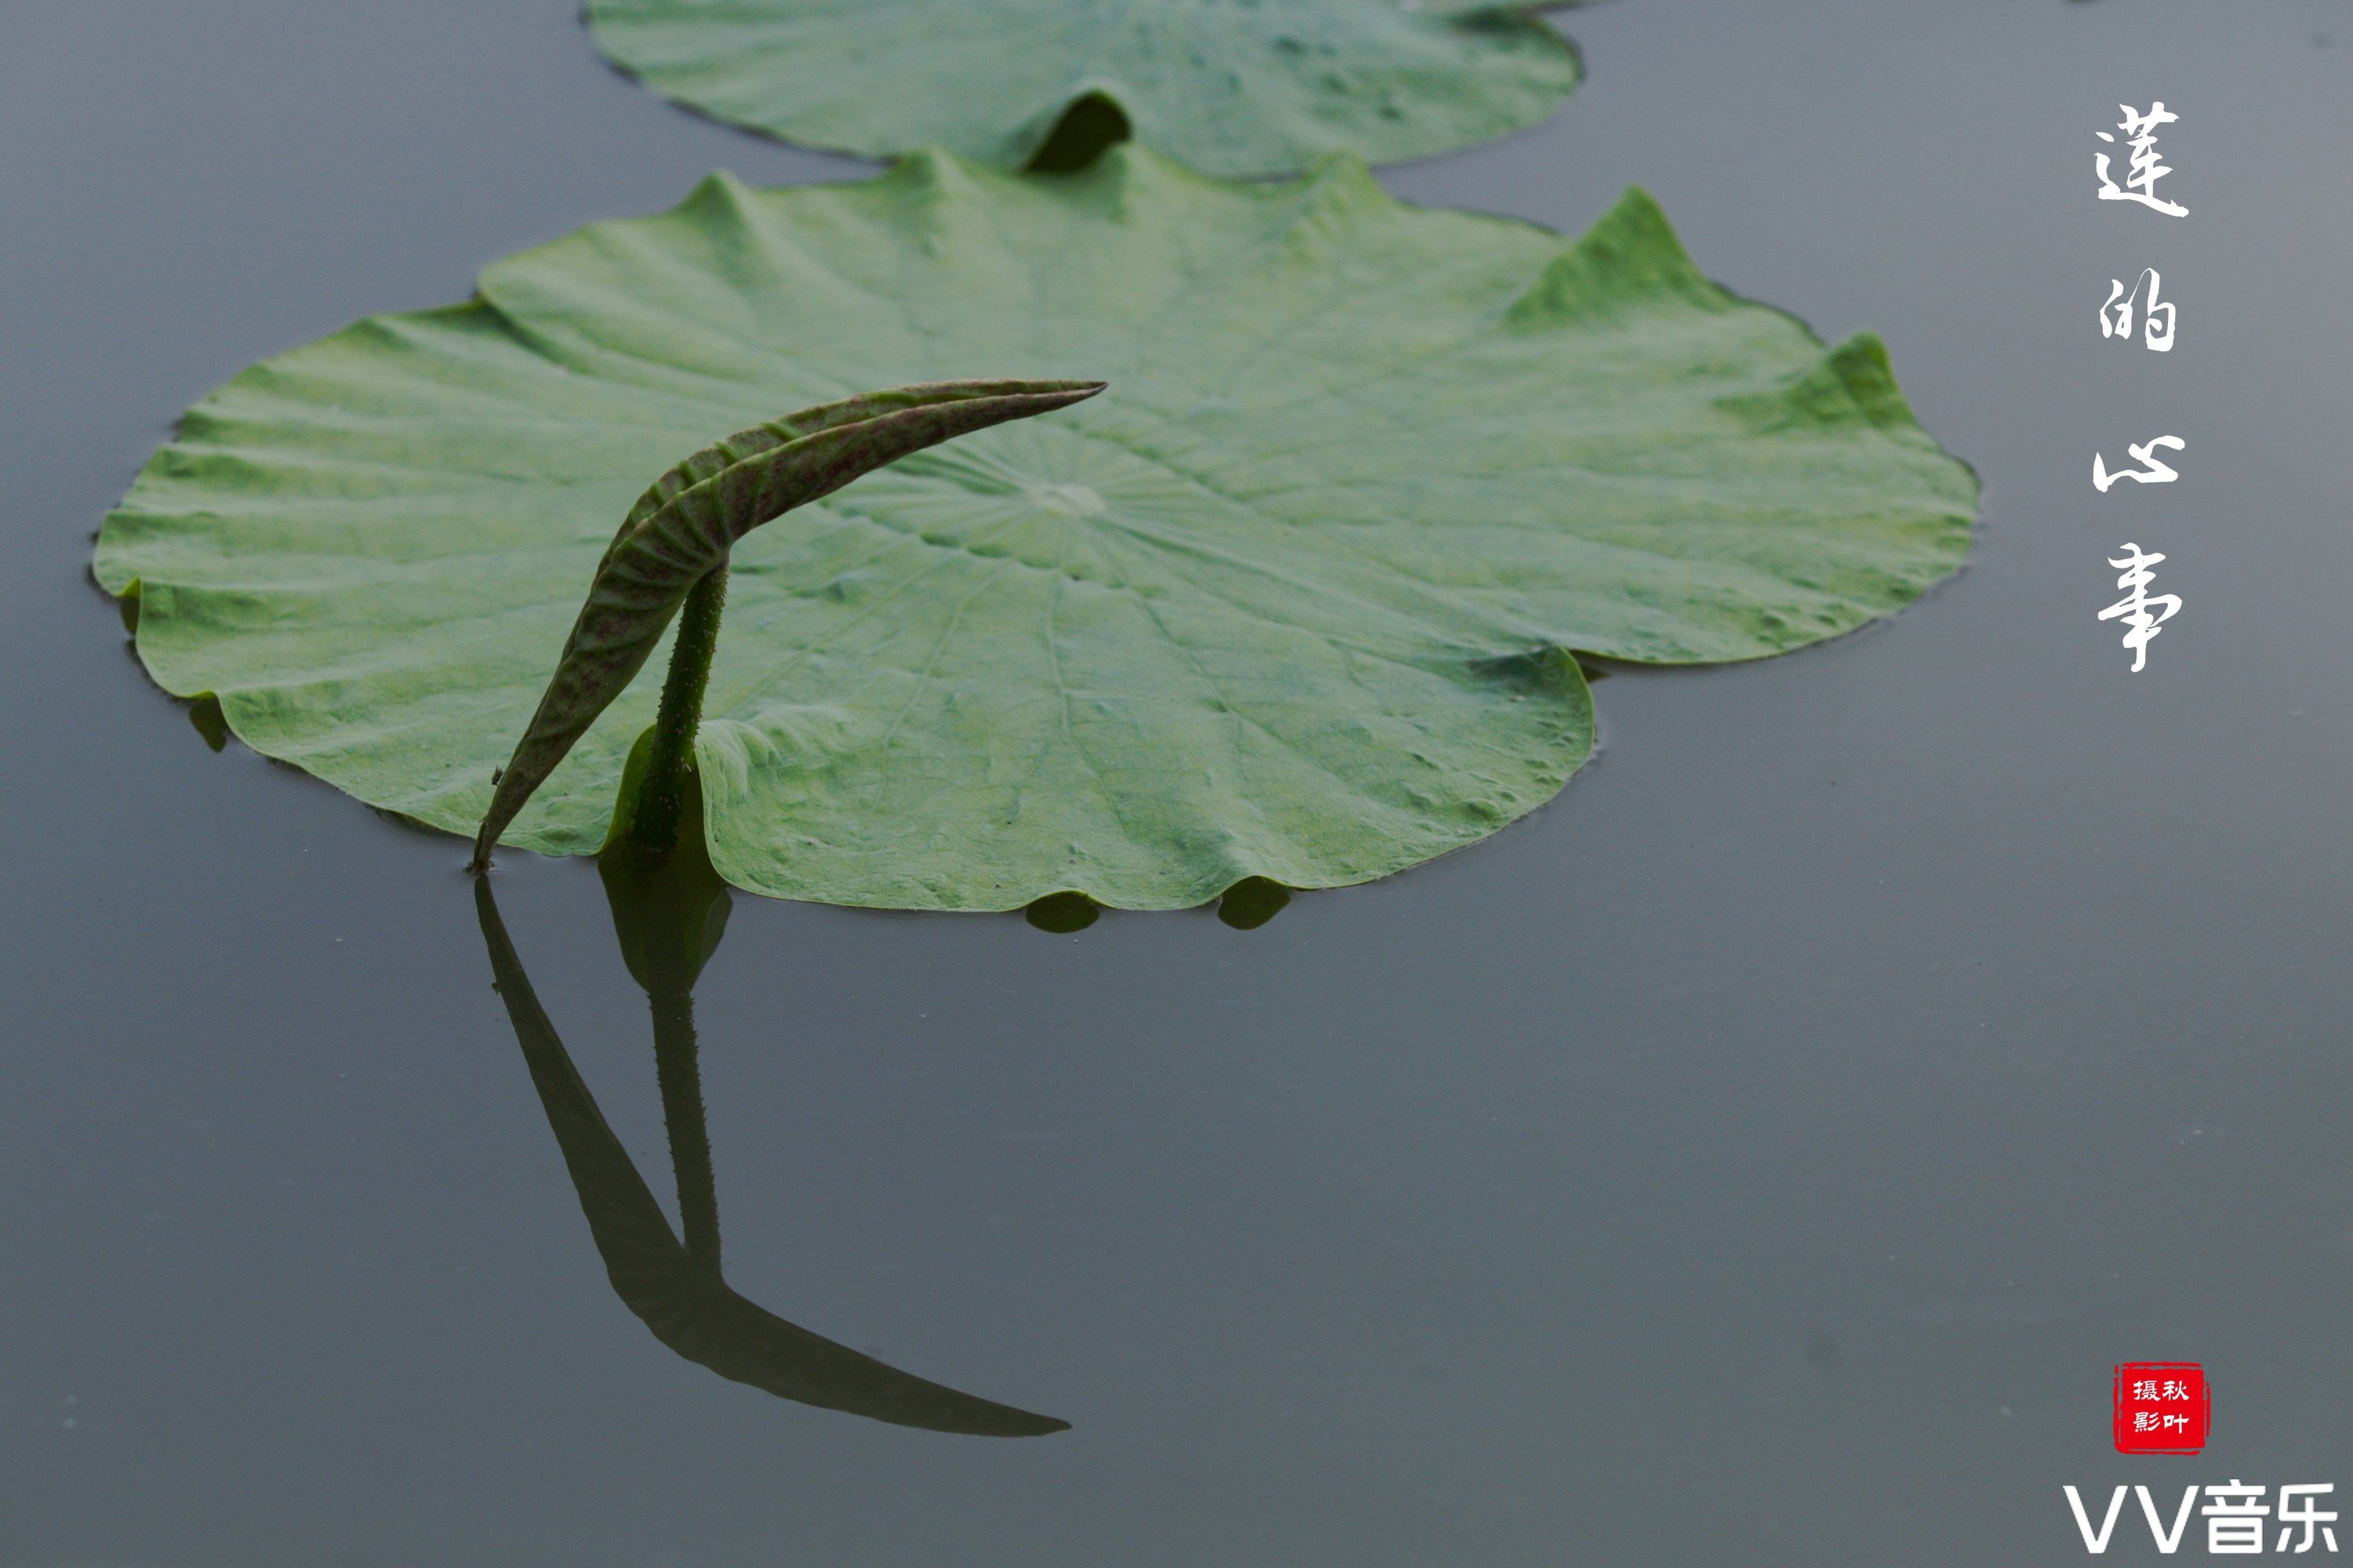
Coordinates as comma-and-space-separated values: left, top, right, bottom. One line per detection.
583, 0, 1583, 177
96, 147, 1975, 911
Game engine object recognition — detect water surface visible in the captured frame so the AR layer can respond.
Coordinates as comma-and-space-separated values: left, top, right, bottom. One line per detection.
3, 2, 2350, 1562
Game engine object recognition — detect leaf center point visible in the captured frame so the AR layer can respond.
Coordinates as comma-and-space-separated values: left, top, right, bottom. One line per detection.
1027, 481, 1107, 518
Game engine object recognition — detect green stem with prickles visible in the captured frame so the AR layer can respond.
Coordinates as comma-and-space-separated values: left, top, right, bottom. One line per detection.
630, 565, 727, 855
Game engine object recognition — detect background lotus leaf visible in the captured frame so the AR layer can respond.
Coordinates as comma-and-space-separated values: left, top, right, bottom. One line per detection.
96, 147, 1975, 910
584, 0, 1585, 177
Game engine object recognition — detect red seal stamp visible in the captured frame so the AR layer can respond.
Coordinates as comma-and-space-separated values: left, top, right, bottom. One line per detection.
2113, 1362, 2209, 1454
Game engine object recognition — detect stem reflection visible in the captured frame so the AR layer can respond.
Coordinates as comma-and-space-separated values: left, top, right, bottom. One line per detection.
472, 820, 1066, 1438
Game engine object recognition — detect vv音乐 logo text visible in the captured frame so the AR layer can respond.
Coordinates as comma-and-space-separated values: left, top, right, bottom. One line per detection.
2064, 1483, 2340, 1555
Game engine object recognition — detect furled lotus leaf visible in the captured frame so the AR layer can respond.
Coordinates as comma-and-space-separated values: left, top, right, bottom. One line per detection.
96, 146, 1976, 911
471, 379, 1106, 863
584, 0, 1584, 179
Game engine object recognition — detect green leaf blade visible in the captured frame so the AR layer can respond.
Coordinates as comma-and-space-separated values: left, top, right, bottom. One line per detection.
583, 0, 1582, 178
98, 147, 1976, 910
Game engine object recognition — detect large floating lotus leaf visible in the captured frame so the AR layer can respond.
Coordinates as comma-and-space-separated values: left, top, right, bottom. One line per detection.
97, 147, 1975, 912
584, 0, 1583, 178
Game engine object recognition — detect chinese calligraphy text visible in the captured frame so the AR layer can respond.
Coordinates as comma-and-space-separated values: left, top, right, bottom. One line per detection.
2099, 545, 2181, 673
2097, 102, 2188, 216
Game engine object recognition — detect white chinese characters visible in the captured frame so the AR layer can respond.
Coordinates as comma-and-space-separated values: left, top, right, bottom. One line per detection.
2097, 102, 2188, 216
2099, 545, 2180, 673
2101, 268, 2177, 350
2208, 1483, 2273, 1555
2093, 435, 2185, 493
2126, 1374, 2199, 1435
2091, 103, 2187, 670
2285, 1490, 2345, 1555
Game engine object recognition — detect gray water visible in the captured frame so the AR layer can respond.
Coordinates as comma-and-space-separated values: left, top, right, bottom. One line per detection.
3, 2, 2350, 1563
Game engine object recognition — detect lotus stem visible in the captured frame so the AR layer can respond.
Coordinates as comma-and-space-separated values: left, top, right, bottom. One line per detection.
630, 565, 728, 855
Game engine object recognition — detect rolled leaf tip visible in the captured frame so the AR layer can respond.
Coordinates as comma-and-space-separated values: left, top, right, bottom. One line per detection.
468, 378, 1105, 871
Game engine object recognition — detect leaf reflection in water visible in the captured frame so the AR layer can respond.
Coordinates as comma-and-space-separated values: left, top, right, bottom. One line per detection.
472, 829, 1067, 1437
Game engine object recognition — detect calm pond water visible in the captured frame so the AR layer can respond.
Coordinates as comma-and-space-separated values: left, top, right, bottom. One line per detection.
4, 1, 2351, 1563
